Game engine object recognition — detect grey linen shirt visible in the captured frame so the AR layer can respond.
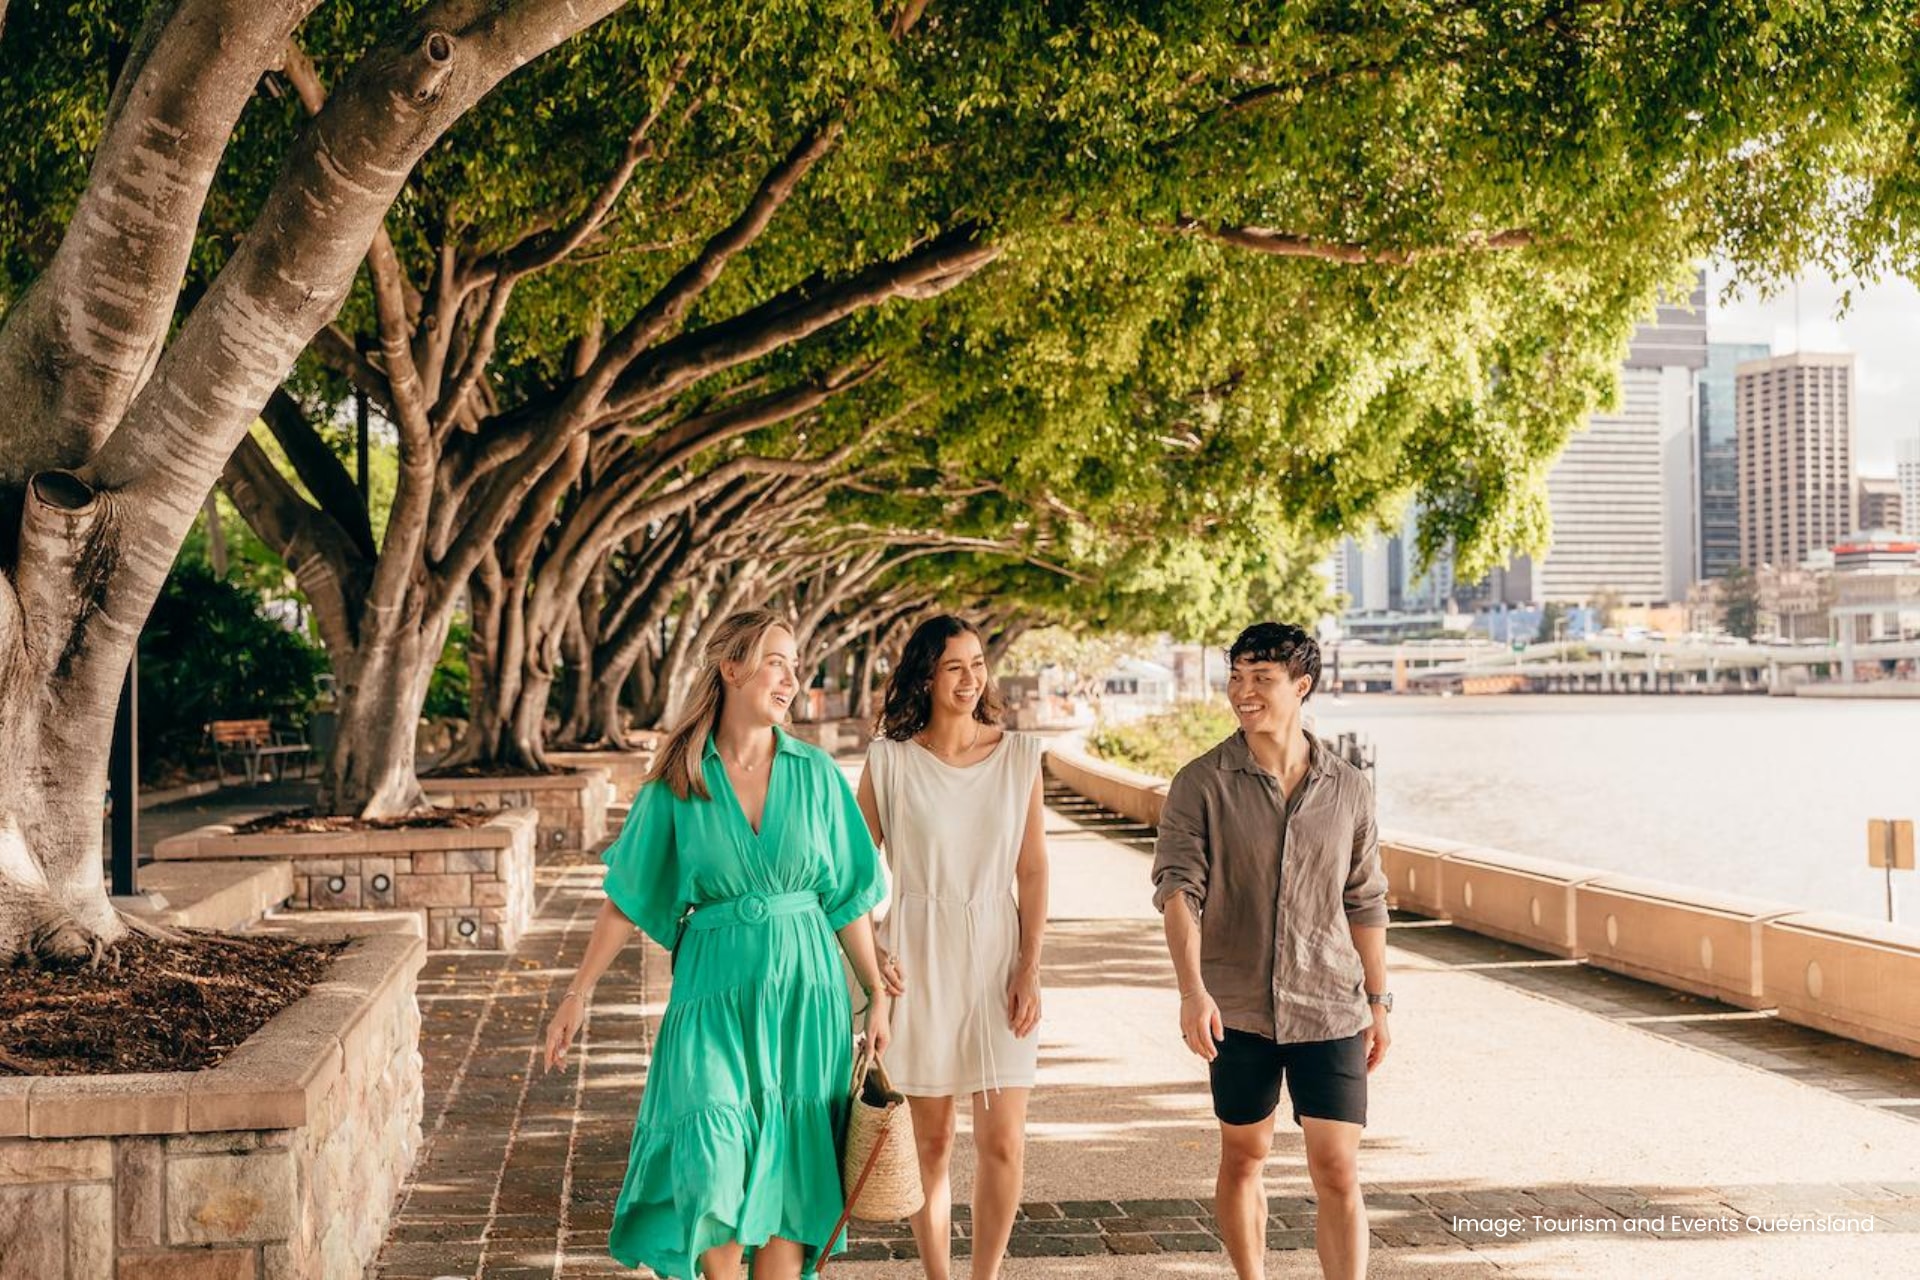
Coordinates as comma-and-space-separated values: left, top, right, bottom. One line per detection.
1151, 730, 1389, 1045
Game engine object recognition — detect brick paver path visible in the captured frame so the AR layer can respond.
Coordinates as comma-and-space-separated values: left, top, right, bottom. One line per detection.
374, 797, 1920, 1278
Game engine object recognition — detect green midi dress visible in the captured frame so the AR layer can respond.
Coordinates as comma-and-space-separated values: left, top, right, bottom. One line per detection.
600, 727, 884, 1279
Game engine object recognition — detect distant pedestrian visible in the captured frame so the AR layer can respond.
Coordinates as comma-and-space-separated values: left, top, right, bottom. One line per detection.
542, 609, 891, 1279
855, 614, 1050, 1280
1151, 621, 1391, 1280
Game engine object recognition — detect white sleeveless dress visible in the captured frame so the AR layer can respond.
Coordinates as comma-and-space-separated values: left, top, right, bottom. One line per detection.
869, 731, 1044, 1098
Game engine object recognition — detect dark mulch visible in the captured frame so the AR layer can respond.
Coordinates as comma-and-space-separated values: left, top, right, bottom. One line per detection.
421, 761, 573, 779
0, 932, 348, 1076
229, 805, 496, 836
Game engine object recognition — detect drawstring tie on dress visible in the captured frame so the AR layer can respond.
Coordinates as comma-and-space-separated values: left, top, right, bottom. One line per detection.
898, 889, 1001, 1107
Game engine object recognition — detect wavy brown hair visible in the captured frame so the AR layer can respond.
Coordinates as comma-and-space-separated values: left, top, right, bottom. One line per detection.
876, 615, 1004, 742
646, 609, 792, 801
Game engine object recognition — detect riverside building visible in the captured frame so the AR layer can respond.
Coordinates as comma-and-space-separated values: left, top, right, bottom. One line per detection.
1736, 351, 1858, 571
1534, 273, 1707, 604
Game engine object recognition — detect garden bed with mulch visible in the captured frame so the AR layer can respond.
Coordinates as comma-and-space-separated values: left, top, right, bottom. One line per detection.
422, 761, 574, 779
0, 931, 347, 1076
230, 805, 496, 836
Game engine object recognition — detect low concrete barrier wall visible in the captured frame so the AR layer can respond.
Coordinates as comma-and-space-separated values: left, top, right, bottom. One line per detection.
1576, 876, 1796, 1009
1762, 912, 1920, 1056
1442, 848, 1599, 958
1045, 740, 1920, 1058
1379, 833, 1464, 918
1043, 742, 1168, 829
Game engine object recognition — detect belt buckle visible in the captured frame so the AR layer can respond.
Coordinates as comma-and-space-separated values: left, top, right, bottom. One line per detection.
736, 891, 770, 924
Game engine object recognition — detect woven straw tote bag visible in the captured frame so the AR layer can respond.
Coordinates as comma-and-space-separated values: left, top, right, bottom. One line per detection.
818, 1050, 922, 1272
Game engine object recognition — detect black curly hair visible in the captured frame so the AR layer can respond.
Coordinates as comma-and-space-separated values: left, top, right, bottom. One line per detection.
876, 615, 1005, 741
1228, 621, 1321, 700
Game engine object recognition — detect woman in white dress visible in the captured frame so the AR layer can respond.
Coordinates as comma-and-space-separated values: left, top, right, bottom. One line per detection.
856, 615, 1049, 1280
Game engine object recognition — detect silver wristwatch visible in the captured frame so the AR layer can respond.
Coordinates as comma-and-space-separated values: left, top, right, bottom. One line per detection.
1366, 991, 1393, 1012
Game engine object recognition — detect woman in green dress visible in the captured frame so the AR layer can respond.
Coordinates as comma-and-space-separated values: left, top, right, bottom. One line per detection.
543, 609, 892, 1279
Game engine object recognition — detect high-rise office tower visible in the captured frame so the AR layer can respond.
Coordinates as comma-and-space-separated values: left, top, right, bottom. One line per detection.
1536, 274, 1707, 603
1857, 476, 1903, 534
1335, 503, 1457, 615
1736, 352, 1857, 569
1698, 342, 1770, 579
1900, 436, 1920, 537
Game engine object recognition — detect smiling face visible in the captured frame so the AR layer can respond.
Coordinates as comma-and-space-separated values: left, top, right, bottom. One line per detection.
723, 625, 799, 725
1227, 657, 1312, 737
929, 630, 988, 722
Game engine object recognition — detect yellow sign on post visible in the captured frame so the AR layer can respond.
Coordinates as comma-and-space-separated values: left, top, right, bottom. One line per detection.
1868, 819, 1916, 870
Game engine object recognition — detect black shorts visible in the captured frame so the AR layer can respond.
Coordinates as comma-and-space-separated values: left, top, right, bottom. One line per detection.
1208, 1028, 1368, 1127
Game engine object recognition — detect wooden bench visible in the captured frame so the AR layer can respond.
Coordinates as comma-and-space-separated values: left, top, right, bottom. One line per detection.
207, 718, 313, 786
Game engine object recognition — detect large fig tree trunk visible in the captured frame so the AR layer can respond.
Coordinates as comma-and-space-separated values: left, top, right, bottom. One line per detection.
0, 1, 621, 960
318, 583, 453, 813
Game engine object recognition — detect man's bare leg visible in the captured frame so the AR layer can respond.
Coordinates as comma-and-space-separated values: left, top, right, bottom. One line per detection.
1301, 1116, 1367, 1280
1216, 1114, 1276, 1279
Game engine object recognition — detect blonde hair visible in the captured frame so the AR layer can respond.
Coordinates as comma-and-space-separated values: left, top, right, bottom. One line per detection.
648, 609, 794, 801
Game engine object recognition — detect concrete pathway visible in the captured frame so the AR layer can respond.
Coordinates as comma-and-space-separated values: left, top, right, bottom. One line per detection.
371, 782, 1920, 1278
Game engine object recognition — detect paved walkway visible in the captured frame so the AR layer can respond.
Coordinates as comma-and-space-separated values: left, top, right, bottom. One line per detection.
369, 783, 1920, 1278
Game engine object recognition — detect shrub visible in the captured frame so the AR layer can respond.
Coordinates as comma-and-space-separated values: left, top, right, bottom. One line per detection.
137, 565, 327, 782
1086, 701, 1238, 779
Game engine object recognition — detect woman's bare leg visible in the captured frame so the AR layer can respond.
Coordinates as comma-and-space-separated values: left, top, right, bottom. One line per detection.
906, 1095, 958, 1279
700, 1241, 744, 1279
968, 1089, 1031, 1280
749, 1235, 805, 1279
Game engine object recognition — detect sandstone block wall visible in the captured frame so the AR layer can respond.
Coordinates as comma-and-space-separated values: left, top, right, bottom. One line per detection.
0, 934, 424, 1279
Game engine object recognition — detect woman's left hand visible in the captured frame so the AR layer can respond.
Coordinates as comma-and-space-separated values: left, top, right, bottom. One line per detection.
879, 948, 907, 997
864, 989, 893, 1057
1006, 966, 1042, 1038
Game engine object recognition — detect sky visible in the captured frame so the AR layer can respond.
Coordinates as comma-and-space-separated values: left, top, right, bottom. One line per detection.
1705, 261, 1920, 476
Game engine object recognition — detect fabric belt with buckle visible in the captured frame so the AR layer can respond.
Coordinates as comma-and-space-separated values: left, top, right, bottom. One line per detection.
682, 890, 822, 932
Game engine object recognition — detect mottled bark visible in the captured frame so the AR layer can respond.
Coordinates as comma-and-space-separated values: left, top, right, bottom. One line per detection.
0, 0, 624, 958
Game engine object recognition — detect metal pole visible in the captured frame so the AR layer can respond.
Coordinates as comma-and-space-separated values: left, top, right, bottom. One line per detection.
110, 653, 138, 897
355, 386, 370, 503
1889, 862, 1897, 925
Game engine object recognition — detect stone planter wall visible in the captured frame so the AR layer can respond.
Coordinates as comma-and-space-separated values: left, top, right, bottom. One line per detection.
0, 933, 425, 1279
545, 749, 655, 806
154, 810, 538, 951
420, 767, 612, 853
784, 718, 871, 758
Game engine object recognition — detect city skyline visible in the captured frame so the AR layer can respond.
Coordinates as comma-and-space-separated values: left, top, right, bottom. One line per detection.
1706, 261, 1920, 475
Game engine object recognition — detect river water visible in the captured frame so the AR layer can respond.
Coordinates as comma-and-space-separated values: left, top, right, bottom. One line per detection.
1300, 693, 1920, 925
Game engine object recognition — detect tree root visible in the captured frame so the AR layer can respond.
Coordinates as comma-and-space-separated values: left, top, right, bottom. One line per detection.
0, 1046, 49, 1075
115, 910, 184, 946
27, 915, 104, 969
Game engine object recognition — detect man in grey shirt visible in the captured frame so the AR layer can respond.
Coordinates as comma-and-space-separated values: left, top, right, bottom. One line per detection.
1152, 622, 1390, 1280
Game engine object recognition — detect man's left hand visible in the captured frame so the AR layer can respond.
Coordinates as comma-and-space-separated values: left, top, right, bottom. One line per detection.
1364, 1007, 1391, 1073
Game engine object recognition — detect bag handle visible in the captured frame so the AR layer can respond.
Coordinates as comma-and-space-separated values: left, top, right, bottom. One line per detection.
816, 1101, 899, 1275
818, 1040, 900, 1276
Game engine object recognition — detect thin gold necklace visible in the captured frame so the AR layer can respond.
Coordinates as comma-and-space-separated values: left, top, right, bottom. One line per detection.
919, 720, 982, 760
720, 733, 772, 773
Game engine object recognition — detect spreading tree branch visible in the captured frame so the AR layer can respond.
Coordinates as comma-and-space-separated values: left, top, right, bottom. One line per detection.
1178, 220, 1537, 264
0, 0, 318, 483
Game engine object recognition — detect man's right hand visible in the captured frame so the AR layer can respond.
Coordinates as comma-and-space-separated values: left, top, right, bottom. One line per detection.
1179, 989, 1225, 1061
